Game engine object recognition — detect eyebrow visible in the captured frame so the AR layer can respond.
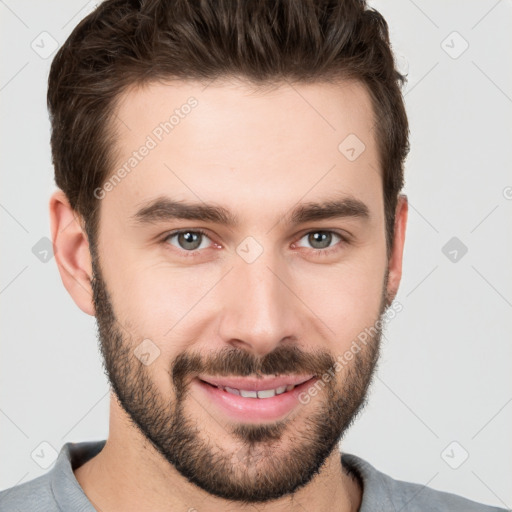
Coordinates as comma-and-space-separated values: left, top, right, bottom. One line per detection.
130, 195, 370, 227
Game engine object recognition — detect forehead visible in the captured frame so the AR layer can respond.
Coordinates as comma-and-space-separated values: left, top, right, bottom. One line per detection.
103, 78, 382, 225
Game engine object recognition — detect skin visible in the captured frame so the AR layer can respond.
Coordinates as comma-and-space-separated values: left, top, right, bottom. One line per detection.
49, 78, 408, 512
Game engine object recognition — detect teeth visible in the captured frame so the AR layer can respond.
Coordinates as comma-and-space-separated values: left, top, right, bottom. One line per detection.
219, 384, 296, 398
257, 388, 276, 398
224, 386, 240, 396
239, 389, 258, 398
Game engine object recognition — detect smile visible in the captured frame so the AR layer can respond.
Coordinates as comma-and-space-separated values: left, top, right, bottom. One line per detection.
194, 375, 318, 422
215, 384, 298, 399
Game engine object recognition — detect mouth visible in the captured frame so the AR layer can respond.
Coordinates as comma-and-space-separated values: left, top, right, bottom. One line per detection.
193, 375, 318, 422
198, 375, 314, 399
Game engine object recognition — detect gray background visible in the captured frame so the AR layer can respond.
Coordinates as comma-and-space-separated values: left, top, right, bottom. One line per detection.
1, 0, 511, 508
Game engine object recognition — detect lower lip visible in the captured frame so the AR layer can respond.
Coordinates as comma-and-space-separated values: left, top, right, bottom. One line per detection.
193, 377, 318, 423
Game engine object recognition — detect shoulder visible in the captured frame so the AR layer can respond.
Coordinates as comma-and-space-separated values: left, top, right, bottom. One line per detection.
342, 453, 508, 512
0, 473, 59, 512
0, 440, 105, 512
381, 471, 507, 512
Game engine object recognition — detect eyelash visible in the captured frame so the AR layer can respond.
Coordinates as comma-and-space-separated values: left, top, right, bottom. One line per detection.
161, 229, 349, 259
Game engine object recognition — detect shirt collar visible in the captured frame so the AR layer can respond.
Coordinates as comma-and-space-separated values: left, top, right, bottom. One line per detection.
50, 440, 106, 512
342, 452, 397, 511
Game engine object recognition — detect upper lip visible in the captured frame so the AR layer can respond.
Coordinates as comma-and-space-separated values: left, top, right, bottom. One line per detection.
197, 375, 315, 391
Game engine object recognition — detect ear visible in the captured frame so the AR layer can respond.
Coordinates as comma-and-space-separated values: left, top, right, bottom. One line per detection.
49, 189, 95, 316
385, 193, 408, 304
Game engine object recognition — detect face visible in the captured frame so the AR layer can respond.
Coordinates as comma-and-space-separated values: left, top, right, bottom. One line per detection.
90, 78, 396, 502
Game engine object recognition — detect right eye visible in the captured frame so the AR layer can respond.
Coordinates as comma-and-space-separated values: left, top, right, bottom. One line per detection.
162, 229, 215, 254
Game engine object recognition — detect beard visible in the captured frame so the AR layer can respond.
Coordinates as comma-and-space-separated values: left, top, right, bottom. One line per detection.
91, 253, 390, 504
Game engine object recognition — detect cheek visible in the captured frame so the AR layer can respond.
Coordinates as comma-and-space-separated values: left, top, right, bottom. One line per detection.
106, 264, 217, 390
296, 252, 386, 350
98, 228, 192, 335
128, 266, 213, 327
97, 252, 196, 383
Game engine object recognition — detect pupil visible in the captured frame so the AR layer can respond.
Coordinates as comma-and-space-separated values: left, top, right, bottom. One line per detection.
180, 232, 200, 250
310, 231, 330, 249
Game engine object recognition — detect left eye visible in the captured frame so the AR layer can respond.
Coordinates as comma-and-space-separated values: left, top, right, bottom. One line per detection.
295, 231, 344, 251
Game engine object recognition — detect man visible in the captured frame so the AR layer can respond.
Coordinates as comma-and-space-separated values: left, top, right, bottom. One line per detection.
0, 0, 506, 511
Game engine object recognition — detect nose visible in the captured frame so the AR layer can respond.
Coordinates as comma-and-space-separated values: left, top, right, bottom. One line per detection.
216, 247, 301, 357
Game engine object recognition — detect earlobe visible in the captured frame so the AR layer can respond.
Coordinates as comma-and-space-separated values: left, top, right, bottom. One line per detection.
49, 189, 95, 316
385, 193, 408, 305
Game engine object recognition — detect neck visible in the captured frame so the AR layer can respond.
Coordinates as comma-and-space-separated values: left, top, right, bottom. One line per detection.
74, 399, 362, 512
75, 438, 361, 512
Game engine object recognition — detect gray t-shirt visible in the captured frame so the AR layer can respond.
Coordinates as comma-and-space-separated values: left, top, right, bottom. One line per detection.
0, 440, 507, 511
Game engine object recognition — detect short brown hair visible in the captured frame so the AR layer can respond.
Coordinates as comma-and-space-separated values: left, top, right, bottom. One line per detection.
48, 0, 409, 258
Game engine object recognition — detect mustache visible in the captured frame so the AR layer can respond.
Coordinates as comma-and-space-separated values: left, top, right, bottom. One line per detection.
171, 344, 336, 392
